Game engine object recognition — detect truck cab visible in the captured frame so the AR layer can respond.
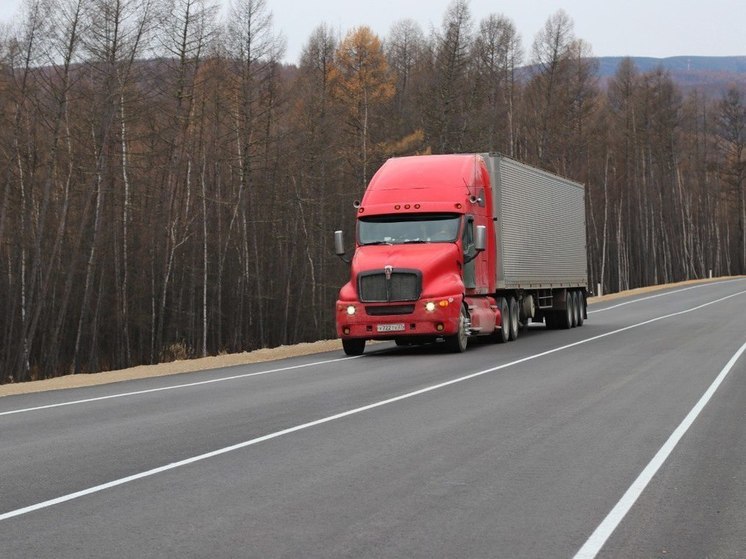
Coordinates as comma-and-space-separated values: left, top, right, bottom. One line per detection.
335, 154, 498, 355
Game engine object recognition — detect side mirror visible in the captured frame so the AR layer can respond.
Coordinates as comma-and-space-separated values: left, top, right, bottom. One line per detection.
334, 230, 351, 264
464, 225, 486, 264
334, 230, 345, 256
475, 225, 486, 252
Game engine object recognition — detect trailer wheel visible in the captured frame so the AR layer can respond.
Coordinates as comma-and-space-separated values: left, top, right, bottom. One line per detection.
342, 338, 366, 356
570, 292, 578, 328
446, 307, 469, 353
494, 297, 510, 343
574, 291, 583, 327
508, 297, 520, 341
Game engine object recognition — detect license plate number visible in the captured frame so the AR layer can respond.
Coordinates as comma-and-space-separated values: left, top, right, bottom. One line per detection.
377, 323, 405, 332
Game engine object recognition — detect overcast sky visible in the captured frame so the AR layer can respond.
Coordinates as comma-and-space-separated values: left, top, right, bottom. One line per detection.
1, 0, 743, 65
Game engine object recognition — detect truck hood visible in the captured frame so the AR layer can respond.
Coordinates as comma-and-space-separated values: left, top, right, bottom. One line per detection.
347, 243, 464, 299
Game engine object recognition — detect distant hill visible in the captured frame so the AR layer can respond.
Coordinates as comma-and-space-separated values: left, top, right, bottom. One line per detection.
596, 56, 746, 95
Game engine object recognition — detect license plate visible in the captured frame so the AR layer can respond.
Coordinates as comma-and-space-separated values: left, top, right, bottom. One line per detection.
377, 323, 405, 332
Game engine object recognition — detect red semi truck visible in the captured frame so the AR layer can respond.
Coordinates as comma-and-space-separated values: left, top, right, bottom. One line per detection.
334, 153, 588, 356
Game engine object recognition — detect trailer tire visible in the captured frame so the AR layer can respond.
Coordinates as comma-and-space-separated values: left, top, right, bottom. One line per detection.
508, 297, 520, 341
342, 338, 366, 356
494, 297, 510, 343
576, 292, 585, 326
445, 306, 469, 353
570, 291, 578, 328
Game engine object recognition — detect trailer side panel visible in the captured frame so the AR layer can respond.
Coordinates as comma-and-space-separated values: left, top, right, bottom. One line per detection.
484, 154, 587, 289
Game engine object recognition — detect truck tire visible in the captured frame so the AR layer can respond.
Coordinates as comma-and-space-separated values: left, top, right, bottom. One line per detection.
342, 338, 366, 356
494, 297, 510, 343
508, 297, 519, 341
445, 307, 469, 353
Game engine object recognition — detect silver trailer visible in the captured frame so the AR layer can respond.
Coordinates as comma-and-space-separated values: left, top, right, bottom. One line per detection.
482, 153, 587, 290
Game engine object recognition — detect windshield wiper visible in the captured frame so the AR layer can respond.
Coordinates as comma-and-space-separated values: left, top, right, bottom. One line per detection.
402, 239, 427, 244
360, 240, 393, 246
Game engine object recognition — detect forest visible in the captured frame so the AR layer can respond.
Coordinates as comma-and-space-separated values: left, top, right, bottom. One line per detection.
0, 0, 744, 384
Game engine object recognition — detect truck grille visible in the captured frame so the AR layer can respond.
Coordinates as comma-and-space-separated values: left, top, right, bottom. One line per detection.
365, 304, 415, 316
358, 270, 421, 303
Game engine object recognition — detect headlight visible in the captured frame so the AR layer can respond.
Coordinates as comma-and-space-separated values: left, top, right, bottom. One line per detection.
346, 305, 357, 316
425, 300, 449, 312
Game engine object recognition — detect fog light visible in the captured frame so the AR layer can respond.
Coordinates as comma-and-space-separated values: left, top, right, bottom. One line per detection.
346, 305, 356, 316
425, 301, 436, 312
343, 327, 350, 335
436, 323, 444, 331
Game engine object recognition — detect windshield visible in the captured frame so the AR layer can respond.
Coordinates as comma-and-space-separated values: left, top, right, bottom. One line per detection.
358, 214, 461, 245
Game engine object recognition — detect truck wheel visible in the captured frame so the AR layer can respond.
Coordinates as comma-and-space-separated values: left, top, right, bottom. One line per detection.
576, 292, 585, 326
494, 297, 510, 343
342, 338, 366, 356
508, 297, 519, 341
446, 307, 469, 353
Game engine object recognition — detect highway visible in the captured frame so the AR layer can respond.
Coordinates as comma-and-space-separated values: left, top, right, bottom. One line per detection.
1, 279, 745, 558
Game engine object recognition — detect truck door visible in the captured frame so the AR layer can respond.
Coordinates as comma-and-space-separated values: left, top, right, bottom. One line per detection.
463, 216, 476, 289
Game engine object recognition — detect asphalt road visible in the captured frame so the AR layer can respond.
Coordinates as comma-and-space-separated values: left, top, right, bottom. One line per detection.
2, 279, 745, 558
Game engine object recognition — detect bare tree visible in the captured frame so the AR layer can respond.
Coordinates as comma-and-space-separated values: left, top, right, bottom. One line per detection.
224, 0, 284, 349
716, 88, 745, 272
473, 13, 522, 154
72, 0, 154, 372
526, 9, 575, 166
385, 19, 425, 132
428, 0, 474, 152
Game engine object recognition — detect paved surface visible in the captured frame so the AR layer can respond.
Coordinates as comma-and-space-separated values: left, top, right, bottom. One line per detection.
1, 279, 745, 558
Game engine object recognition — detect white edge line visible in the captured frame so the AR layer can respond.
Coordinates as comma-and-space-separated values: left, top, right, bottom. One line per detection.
0, 355, 362, 417
573, 339, 746, 559
1, 289, 744, 522
588, 278, 746, 314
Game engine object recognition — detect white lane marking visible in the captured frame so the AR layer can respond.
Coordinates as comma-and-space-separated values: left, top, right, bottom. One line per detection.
588, 278, 746, 314
1, 289, 744, 522
573, 339, 746, 559
0, 355, 362, 417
